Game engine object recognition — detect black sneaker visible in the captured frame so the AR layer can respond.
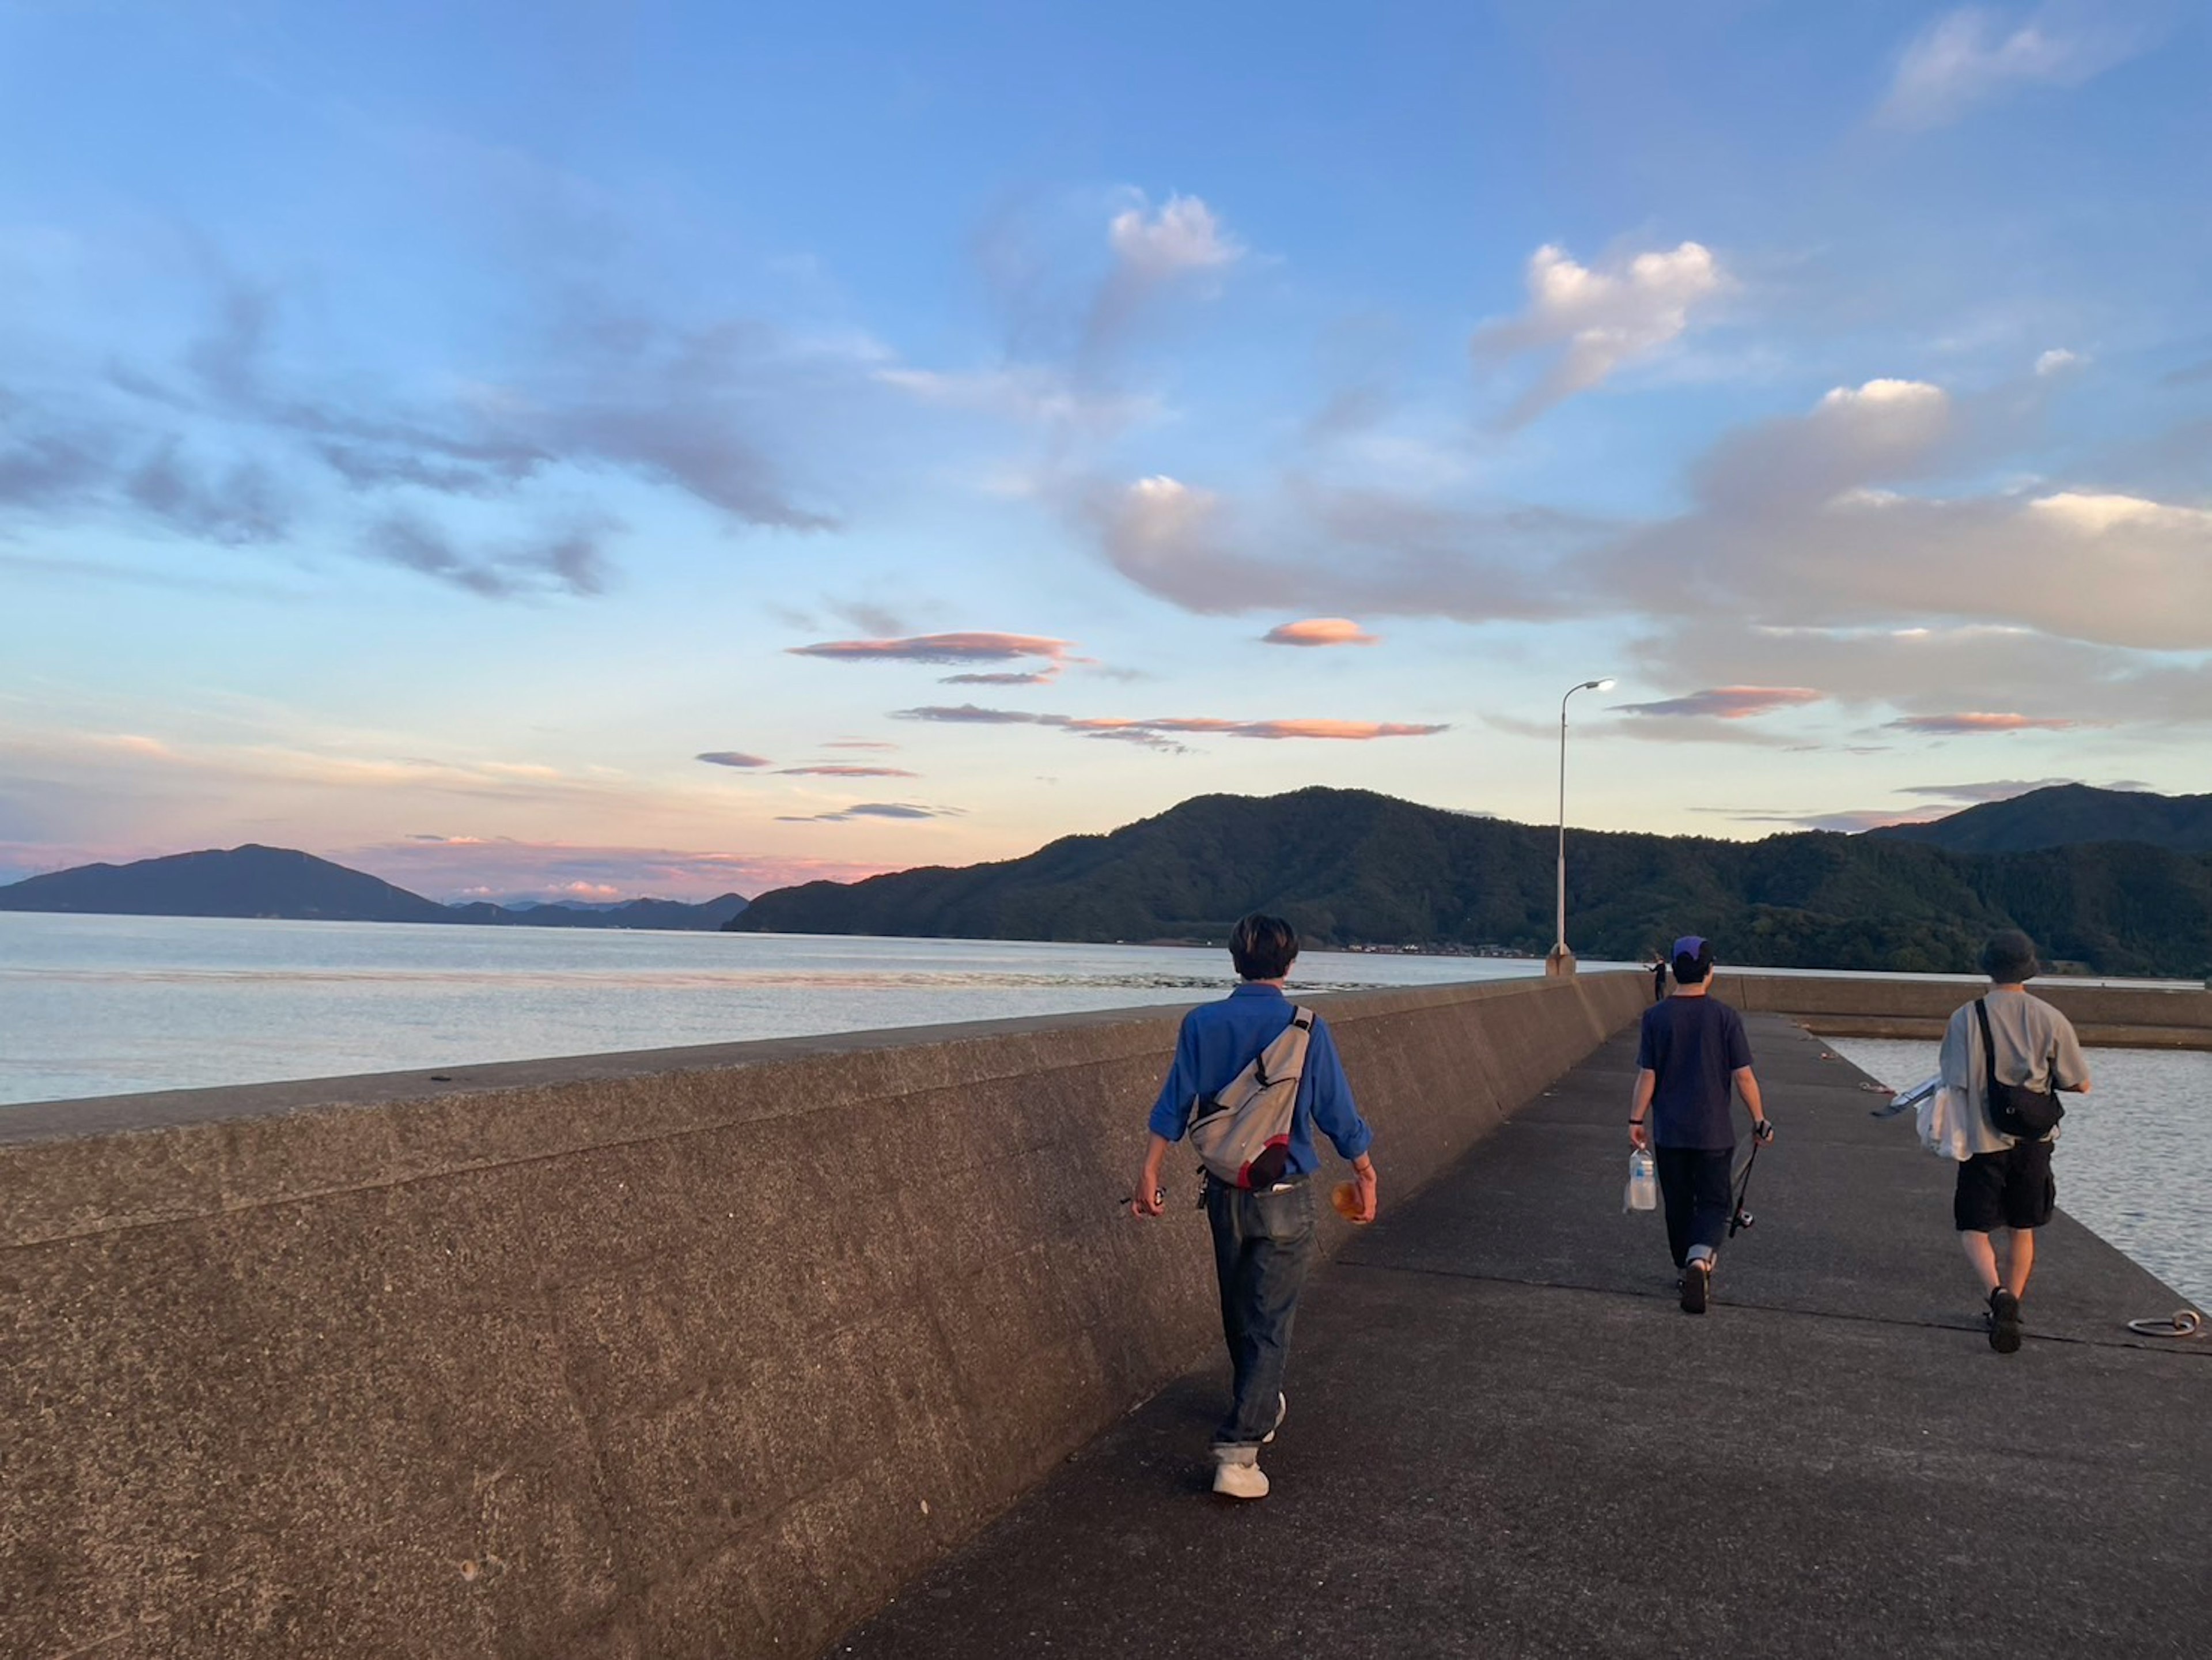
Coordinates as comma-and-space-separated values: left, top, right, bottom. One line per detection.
1988, 1288, 2022, 1354
1681, 1260, 1710, 1315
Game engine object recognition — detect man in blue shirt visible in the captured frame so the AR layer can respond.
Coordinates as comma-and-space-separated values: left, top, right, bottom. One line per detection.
1130, 914, 1378, 1500
1629, 935, 1773, 1314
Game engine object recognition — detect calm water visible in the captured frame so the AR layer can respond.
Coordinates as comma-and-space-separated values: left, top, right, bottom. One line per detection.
1824, 1035, 2210, 1310
0, 912, 1558, 1105
6, 914, 2200, 1309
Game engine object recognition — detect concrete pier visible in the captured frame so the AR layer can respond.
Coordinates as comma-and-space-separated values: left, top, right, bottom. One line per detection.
835, 1016, 2210, 1660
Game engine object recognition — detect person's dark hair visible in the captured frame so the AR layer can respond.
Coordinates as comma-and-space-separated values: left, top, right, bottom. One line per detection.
1672, 939, 1714, 985
1229, 913, 1299, 980
1980, 929, 2040, 984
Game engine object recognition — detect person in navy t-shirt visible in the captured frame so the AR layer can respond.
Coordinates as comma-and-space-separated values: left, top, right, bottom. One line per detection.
1628, 935, 1773, 1314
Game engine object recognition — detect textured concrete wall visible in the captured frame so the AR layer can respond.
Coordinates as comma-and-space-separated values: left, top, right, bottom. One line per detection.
0, 971, 1648, 1660
1713, 973, 2212, 1048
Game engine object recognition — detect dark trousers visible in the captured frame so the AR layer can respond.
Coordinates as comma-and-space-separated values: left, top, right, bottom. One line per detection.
1205, 1177, 1317, 1448
1656, 1147, 1734, 1267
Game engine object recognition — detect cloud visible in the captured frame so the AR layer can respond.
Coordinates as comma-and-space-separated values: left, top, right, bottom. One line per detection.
891, 704, 1447, 745
1603, 382, 2212, 651
1088, 191, 1246, 350
873, 363, 1161, 438
12, 264, 863, 595
1714, 807, 1951, 834
696, 751, 773, 769
1107, 193, 1244, 279
2034, 347, 2085, 376
789, 631, 1075, 665
773, 765, 919, 778
1886, 712, 2088, 734
1879, 4, 2156, 129
820, 739, 899, 751
1891, 777, 2122, 803
360, 513, 616, 598
775, 801, 962, 823
1483, 712, 1799, 750
1613, 686, 1824, 720
1472, 241, 1729, 423
1263, 618, 1380, 648
940, 668, 1062, 686
1081, 472, 1586, 621
1629, 618, 2212, 735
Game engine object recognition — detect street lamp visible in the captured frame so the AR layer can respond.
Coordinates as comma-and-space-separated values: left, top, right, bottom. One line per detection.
1547, 676, 1616, 977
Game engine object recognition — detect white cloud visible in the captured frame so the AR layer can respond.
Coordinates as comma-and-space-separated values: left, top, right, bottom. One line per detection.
1108, 194, 1244, 278
1472, 241, 1729, 423
1880, 5, 2156, 130
2034, 347, 2085, 376
872, 363, 1162, 436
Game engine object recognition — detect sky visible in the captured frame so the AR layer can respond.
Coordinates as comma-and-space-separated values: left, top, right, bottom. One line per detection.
3, 0, 2208, 903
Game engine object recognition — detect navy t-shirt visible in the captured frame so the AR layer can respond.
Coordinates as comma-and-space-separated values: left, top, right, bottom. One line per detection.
1637, 996, 1754, 1150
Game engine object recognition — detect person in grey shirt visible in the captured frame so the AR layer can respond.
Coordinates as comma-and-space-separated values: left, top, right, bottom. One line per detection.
1938, 930, 2092, 1353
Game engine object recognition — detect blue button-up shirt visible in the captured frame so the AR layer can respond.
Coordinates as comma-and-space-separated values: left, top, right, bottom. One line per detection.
1147, 982, 1373, 1177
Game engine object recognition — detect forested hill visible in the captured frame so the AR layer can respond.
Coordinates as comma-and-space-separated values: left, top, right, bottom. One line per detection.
0, 844, 748, 929
728, 787, 2212, 977
1870, 783, 2212, 855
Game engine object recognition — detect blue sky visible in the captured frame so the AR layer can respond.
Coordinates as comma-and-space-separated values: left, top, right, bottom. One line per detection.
3, 0, 2207, 902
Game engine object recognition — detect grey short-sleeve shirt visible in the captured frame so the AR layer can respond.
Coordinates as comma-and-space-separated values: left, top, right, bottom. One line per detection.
1939, 989, 2090, 1151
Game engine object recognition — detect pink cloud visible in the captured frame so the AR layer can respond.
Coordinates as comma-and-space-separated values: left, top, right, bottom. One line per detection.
774, 765, 919, 778
774, 802, 963, 824
1262, 618, 1381, 648
1615, 686, 1824, 720
821, 739, 900, 751
1713, 808, 1950, 833
1887, 712, 2086, 734
892, 705, 1448, 744
696, 751, 772, 768
790, 632, 1074, 665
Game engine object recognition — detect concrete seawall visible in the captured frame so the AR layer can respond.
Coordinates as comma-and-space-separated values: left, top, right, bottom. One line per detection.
0, 971, 1647, 1659
1715, 972, 2212, 1049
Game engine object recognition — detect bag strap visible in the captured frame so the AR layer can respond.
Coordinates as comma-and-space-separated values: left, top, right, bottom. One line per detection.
1973, 997, 2001, 1095
1251, 1007, 1315, 1088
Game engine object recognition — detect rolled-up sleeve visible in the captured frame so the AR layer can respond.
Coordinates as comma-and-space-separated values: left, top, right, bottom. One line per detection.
1302, 1018, 1373, 1161
1147, 1014, 1202, 1141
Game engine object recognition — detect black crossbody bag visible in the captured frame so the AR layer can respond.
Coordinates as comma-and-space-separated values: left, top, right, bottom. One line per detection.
1974, 998, 2065, 1139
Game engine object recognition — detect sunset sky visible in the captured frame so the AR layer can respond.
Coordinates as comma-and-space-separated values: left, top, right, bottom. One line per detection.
4, 2, 2207, 902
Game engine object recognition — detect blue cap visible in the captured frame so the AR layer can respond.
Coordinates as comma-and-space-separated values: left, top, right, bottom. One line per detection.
1671, 935, 1709, 961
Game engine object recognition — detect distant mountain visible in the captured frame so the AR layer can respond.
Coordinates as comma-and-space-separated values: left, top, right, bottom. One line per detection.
0, 845, 453, 922
0, 845, 748, 931
1870, 784, 2212, 855
729, 786, 2212, 977
476, 894, 752, 930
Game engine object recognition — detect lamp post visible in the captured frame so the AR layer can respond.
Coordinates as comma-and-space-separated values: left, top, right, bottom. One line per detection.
1546, 676, 1615, 977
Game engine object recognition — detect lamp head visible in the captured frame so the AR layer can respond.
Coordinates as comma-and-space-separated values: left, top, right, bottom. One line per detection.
1586, 678, 1616, 691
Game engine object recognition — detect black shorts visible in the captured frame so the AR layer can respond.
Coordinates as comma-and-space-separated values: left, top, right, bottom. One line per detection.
1953, 1140, 2056, 1233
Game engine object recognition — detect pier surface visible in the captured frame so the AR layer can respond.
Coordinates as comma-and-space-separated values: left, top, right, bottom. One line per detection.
836, 1016, 2209, 1659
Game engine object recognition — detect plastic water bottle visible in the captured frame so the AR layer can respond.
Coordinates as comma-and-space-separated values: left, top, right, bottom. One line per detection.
1626, 1148, 1657, 1213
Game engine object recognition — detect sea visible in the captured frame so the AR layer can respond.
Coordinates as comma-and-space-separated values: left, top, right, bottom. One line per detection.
2, 912, 2203, 1307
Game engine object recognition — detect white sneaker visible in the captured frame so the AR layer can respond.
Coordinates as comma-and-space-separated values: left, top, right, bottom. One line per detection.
1211, 1458, 1269, 1500
1263, 1393, 1287, 1444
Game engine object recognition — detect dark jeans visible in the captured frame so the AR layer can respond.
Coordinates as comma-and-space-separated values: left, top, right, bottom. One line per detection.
1205, 1176, 1317, 1449
1656, 1146, 1734, 1267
